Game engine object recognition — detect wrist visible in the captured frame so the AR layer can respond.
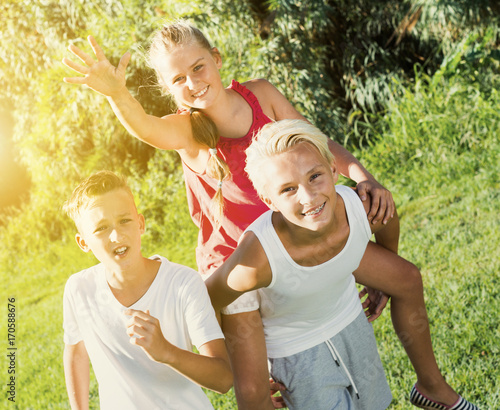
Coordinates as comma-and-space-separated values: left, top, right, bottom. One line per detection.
346, 163, 375, 184
157, 339, 178, 365
106, 85, 130, 101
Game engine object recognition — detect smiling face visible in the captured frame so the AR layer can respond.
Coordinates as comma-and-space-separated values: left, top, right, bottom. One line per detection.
262, 142, 339, 234
75, 188, 145, 272
154, 42, 223, 110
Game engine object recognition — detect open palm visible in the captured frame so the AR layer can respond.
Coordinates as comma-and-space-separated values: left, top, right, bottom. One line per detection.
62, 35, 130, 97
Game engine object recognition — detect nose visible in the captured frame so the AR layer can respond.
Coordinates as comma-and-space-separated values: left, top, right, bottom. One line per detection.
109, 227, 123, 243
186, 75, 196, 90
298, 185, 316, 205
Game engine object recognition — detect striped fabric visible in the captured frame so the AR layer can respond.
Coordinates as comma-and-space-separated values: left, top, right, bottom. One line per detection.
410, 385, 479, 410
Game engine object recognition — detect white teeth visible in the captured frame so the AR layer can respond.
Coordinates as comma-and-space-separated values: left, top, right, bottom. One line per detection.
193, 86, 208, 98
304, 203, 325, 216
114, 246, 127, 255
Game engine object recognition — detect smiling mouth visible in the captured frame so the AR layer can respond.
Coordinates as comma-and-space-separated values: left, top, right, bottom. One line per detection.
302, 202, 325, 216
192, 86, 209, 98
114, 246, 128, 256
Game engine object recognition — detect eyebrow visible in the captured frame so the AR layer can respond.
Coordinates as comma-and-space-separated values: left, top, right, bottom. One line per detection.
170, 57, 206, 81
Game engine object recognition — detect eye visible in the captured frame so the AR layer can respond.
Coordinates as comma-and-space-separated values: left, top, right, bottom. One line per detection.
94, 225, 107, 234
193, 64, 203, 72
120, 218, 132, 224
310, 173, 322, 181
173, 76, 185, 84
281, 186, 296, 194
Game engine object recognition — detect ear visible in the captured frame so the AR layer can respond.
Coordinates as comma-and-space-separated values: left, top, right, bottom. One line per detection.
331, 161, 339, 184
262, 195, 280, 213
75, 233, 91, 253
211, 47, 222, 69
138, 214, 146, 235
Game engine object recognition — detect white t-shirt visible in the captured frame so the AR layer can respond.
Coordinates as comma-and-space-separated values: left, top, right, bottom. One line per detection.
63, 255, 223, 410
246, 185, 372, 358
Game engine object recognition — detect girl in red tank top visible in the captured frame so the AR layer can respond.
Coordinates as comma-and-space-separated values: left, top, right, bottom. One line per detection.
63, 21, 394, 409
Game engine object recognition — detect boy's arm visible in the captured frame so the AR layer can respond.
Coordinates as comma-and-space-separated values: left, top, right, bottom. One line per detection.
246, 78, 395, 224
125, 309, 233, 394
62, 36, 196, 151
63, 341, 90, 410
205, 231, 273, 312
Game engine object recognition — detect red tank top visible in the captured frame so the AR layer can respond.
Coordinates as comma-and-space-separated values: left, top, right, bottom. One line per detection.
181, 80, 272, 275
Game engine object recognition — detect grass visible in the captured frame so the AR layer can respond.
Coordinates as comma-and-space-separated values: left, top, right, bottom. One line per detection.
1, 50, 498, 409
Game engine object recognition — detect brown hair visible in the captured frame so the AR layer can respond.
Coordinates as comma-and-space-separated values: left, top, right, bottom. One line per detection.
148, 21, 230, 226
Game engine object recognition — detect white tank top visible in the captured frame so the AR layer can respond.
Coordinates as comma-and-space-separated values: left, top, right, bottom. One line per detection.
246, 185, 372, 358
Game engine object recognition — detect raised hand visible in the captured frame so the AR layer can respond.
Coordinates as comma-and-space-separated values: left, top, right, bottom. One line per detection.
62, 35, 131, 97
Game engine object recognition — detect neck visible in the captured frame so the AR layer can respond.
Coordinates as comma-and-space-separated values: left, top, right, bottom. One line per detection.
105, 256, 157, 290
105, 257, 161, 307
273, 213, 338, 247
200, 88, 242, 128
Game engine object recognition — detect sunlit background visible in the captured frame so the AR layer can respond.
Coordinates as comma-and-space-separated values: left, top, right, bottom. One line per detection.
0, 105, 30, 212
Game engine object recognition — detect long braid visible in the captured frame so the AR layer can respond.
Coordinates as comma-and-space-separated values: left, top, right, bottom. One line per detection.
189, 108, 230, 226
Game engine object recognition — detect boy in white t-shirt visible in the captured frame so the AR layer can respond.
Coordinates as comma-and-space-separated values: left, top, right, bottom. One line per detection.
62, 170, 232, 410
206, 120, 478, 410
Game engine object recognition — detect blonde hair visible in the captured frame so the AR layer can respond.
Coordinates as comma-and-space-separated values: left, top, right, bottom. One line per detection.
63, 170, 133, 224
148, 21, 230, 226
245, 119, 335, 198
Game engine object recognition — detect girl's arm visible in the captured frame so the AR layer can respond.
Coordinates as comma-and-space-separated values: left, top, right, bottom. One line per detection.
362, 192, 400, 254
246, 79, 395, 224
62, 36, 196, 152
124, 309, 233, 394
63, 341, 90, 410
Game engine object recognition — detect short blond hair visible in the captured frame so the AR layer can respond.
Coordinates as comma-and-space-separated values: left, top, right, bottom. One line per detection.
63, 170, 133, 224
245, 119, 335, 197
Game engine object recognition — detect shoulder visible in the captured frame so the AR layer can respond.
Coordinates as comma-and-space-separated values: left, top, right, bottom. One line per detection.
243, 209, 272, 236
243, 79, 306, 121
242, 78, 276, 93
337, 185, 371, 220
242, 79, 288, 103
151, 255, 209, 299
154, 255, 202, 286
64, 265, 99, 291
241, 79, 280, 118
337, 185, 374, 237
227, 230, 272, 289
351, 186, 371, 216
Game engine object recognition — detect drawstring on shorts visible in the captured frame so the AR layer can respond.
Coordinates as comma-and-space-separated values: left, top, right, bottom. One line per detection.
325, 339, 360, 399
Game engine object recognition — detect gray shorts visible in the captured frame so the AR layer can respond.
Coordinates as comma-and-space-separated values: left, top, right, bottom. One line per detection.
269, 310, 392, 410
